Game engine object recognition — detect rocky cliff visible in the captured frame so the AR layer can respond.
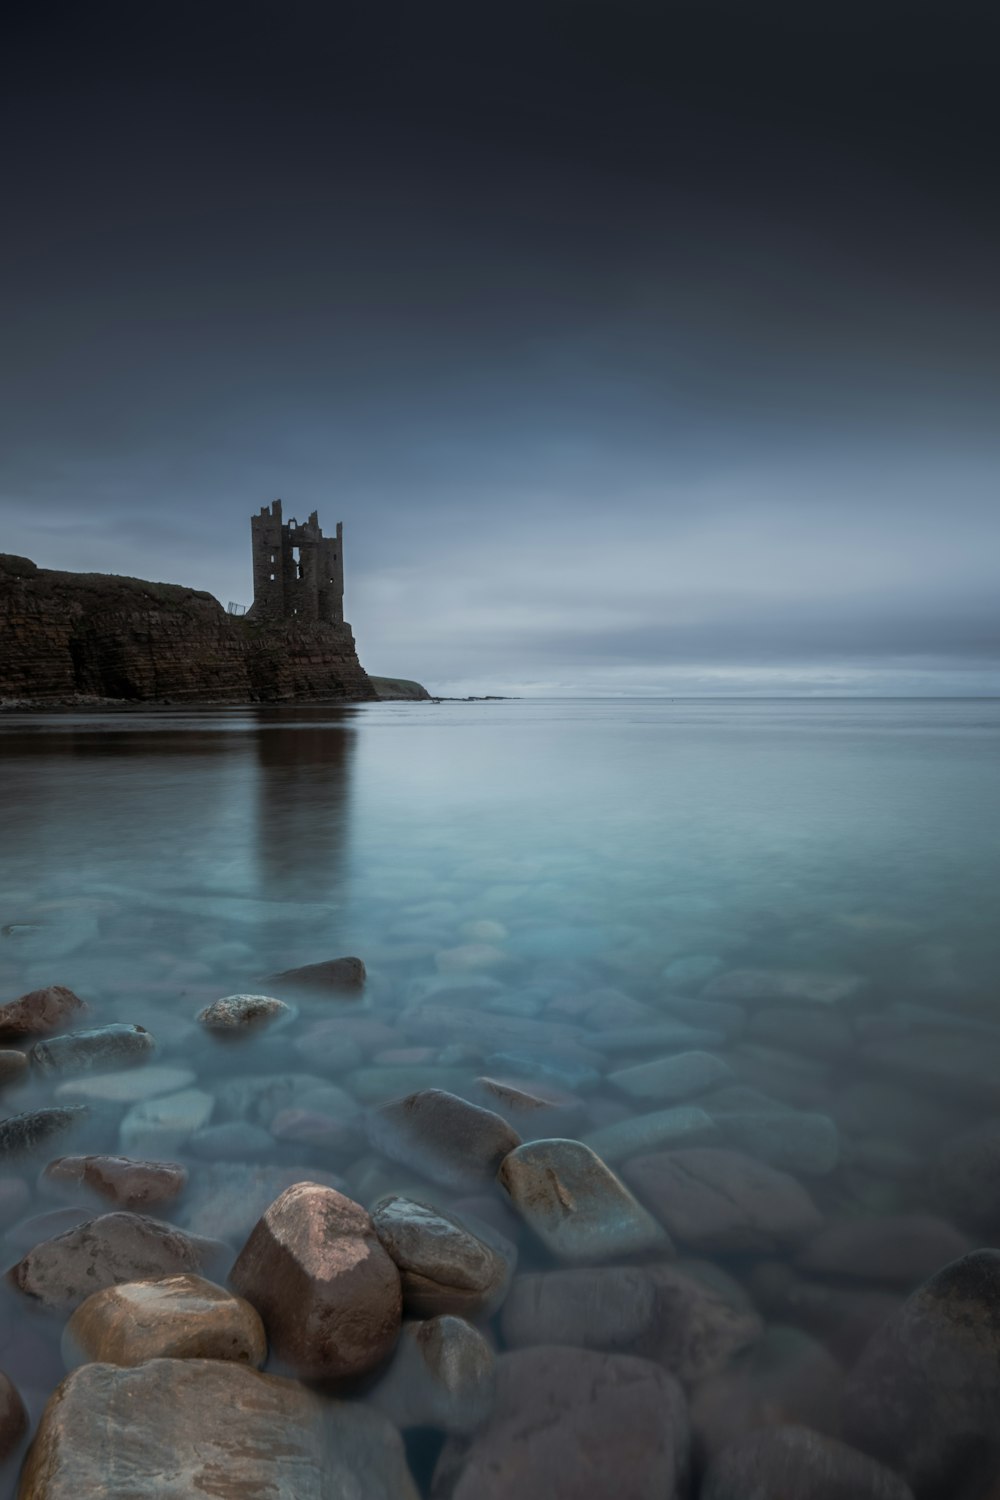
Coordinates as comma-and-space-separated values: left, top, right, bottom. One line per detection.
0, 554, 376, 704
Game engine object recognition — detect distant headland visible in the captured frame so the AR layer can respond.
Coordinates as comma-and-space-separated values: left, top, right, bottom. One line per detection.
0, 505, 430, 707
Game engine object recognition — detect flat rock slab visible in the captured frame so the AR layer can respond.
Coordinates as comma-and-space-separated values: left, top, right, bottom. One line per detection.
843, 1248, 1000, 1497
703, 970, 864, 1006
195, 994, 291, 1031
702, 1425, 914, 1500
18, 1358, 419, 1499
433, 1345, 689, 1500
57, 1065, 195, 1104
0, 1106, 88, 1161
370, 1315, 495, 1433
368, 1089, 521, 1191
498, 1138, 668, 1262
0, 985, 86, 1040
63, 1274, 267, 1368
583, 1106, 718, 1164
119, 1088, 214, 1157
373, 1195, 516, 1318
230, 1182, 401, 1379
8, 1211, 222, 1311
31, 1024, 155, 1075
623, 1147, 822, 1252
43, 1155, 188, 1208
609, 1051, 734, 1103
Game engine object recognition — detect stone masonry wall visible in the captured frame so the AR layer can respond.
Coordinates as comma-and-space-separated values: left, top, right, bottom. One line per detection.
0, 554, 375, 704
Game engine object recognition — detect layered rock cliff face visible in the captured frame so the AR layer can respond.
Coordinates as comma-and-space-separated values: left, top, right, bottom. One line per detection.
0, 554, 375, 704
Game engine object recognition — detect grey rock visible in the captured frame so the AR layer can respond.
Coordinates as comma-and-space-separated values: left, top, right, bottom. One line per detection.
7, 1211, 222, 1311
265, 954, 367, 992
119, 1088, 213, 1156
186, 1123, 275, 1162
369, 1316, 495, 1433
623, 1147, 822, 1252
702, 1426, 913, 1500
214, 1072, 348, 1127
195, 994, 291, 1032
583, 1105, 718, 1163
711, 1109, 840, 1175
30, 1024, 155, 1075
500, 1266, 658, 1353
796, 1214, 971, 1286
639, 1261, 764, 1384
589, 1021, 726, 1055
704, 969, 864, 1006
58, 1065, 195, 1104
843, 1249, 1000, 1498
368, 1089, 521, 1191
433, 1345, 689, 1500
609, 1050, 734, 1103
0, 1106, 88, 1161
498, 1138, 668, 1262
373, 1195, 515, 1318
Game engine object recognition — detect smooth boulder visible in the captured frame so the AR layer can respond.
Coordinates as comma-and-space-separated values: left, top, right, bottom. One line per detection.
230, 1181, 401, 1379
195, 994, 291, 1032
18, 1358, 418, 1498
373, 1195, 515, 1318
30, 1024, 155, 1075
0, 1106, 88, 1161
0, 985, 86, 1039
62, 1274, 267, 1368
368, 1089, 521, 1190
623, 1147, 822, 1251
43, 1154, 188, 1208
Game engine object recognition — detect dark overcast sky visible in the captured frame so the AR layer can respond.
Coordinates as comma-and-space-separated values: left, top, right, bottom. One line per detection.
3, 0, 998, 693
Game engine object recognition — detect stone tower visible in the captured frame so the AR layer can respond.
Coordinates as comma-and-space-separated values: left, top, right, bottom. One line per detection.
249, 500, 345, 625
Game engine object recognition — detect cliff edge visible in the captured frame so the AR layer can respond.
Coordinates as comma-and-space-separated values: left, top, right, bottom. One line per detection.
0, 554, 376, 704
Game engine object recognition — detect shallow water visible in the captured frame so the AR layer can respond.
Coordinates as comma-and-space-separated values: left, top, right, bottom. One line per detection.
2, 697, 1000, 1492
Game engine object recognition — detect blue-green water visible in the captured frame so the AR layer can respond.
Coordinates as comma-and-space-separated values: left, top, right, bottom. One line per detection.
2, 698, 1000, 1492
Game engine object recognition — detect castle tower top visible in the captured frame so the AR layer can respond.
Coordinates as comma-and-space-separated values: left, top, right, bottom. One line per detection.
248, 501, 344, 626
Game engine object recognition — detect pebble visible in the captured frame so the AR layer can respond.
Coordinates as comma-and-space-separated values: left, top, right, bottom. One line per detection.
498, 1138, 668, 1262
609, 1050, 734, 1103
62, 1274, 267, 1368
30, 1024, 155, 1075
56, 1064, 195, 1104
0, 985, 87, 1039
20, 1358, 419, 1499
230, 1182, 401, 1379
195, 994, 291, 1031
373, 1194, 516, 1318
434, 1345, 689, 1500
623, 1146, 823, 1252
368, 1088, 521, 1191
119, 1088, 214, 1156
43, 1155, 188, 1208
8, 1211, 223, 1310
701, 1425, 914, 1500
369, 1315, 495, 1433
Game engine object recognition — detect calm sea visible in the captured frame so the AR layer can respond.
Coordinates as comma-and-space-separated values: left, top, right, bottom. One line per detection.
2, 697, 999, 1489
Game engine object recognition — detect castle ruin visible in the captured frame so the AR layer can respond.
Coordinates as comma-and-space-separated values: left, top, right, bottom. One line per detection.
248, 500, 345, 624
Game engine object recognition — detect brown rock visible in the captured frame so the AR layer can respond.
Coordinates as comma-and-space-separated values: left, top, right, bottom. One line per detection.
0, 986, 86, 1039
17, 1358, 418, 1498
0, 1371, 27, 1463
433, 1345, 689, 1499
0, 1050, 28, 1084
623, 1146, 822, 1252
43, 1155, 188, 1208
701, 1426, 913, 1500
230, 1181, 401, 1379
8, 1211, 222, 1310
267, 955, 367, 992
62, 1274, 267, 1368
368, 1088, 521, 1191
373, 1195, 516, 1318
195, 994, 291, 1031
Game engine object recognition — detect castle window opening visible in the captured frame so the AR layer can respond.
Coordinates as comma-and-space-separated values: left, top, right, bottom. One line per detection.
292, 545, 302, 579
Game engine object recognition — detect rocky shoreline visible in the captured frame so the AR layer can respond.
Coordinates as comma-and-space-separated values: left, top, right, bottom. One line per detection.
2, 959, 1000, 1497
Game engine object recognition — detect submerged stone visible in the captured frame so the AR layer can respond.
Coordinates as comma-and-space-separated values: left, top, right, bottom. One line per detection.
373, 1195, 515, 1318
701, 1426, 913, 1500
369, 1316, 495, 1433
19, 1358, 418, 1499
500, 1265, 658, 1352
266, 955, 367, 992
796, 1214, 971, 1286
433, 1345, 689, 1500
118, 1088, 214, 1157
609, 1051, 734, 1103
57, 1064, 195, 1104
703, 969, 864, 1006
0, 1050, 28, 1084
582, 1106, 718, 1163
62, 1274, 267, 1369
178, 1162, 344, 1243
30, 1024, 155, 1075
368, 1089, 521, 1191
43, 1155, 188, 1209
230, 1182, 402, 1380
498, 1138, 668, 1262
711, 1109, 840, 1176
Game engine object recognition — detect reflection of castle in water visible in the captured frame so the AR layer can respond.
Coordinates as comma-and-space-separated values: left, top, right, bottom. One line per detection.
252, 709, 357, 903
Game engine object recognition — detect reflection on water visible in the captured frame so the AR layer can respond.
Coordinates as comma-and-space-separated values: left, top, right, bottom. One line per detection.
2, 698, 1000, 1495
